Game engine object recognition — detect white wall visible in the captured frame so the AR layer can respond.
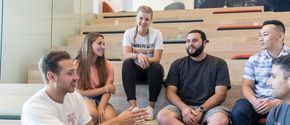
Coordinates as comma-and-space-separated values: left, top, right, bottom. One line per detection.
105, 0, 194, 12
0, 0, 94, 83
52, 0, 95, 47
1, 0, 52, 83
0, 0, 191, 83
122, 0, 133, 11
0, 0, 2, 79
133, 0, 174, 11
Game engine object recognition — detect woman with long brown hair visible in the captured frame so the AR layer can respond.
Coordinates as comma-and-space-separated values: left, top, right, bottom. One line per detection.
74, 32, 117, 124
122, 5, 164, 120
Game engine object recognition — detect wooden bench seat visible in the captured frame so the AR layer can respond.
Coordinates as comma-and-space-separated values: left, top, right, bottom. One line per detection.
212, 8, 262, 14
28, 58, 246, 85
0, 84, 44, 119
0, 120, 21, 125
65, 36, 265, 60
0, 83, 242, 125
99, 6, 263, 19
93, 11, 290, 28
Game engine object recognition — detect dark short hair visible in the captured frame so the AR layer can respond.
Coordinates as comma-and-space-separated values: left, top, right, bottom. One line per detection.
39, 51, 71, 83
263, 20, 285, 33
187, 29, 209, 43
273, 55, 290, 80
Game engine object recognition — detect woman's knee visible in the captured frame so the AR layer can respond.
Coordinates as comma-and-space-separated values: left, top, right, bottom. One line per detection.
122, 59, 136, 75
84, 99, 98, 117
149, 63, 164, 74
104, 104, 117, 120
122, 59, 135, 67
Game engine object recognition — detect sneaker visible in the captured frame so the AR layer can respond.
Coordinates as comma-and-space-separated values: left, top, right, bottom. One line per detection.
145, 106, 154, 120
131, 107, 146, 123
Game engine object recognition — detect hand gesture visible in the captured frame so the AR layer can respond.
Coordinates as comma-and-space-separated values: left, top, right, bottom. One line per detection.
117, 107, 148, 125
191, 109, 203, 125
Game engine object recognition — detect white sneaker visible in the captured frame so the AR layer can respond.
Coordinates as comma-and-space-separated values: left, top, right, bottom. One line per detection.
145, 106, 154, 120
131, 107, 146, 123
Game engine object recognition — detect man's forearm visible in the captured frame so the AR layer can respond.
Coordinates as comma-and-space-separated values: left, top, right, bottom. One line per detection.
167, 92, 188, 109
201, 86, 227, 111
202, 93, 226, 111
242, 84, 259, 105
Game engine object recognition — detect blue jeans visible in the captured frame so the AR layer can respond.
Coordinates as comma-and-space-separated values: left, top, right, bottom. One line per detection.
231, 98, 267, 125
83, 95, 102, 105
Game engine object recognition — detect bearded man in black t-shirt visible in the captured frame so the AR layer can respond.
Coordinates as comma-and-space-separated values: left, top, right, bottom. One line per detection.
157, 29, 231, 125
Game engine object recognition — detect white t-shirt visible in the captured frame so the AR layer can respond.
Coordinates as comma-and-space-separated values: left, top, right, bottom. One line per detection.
21, 88, 91, 125
123, 27, 164, 58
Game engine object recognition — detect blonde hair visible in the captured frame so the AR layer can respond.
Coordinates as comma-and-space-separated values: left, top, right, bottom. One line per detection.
137, 5, 153, 19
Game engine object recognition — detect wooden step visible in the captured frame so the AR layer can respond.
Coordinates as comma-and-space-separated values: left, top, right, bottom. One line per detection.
99, 6, 263, 19
29, 57, 246, 84
0, 83, 242, 124
96, 11, 290, 29
66, 36, 264, 61
0, 120, 21, 125
52, 45, 122, 60
0, 84, 45, 117
0, 117, 158, 125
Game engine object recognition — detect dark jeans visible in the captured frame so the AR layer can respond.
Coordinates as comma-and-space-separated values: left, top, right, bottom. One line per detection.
122, 59, 164, 102
231, 98, 268, 125
83, 95, 102, 105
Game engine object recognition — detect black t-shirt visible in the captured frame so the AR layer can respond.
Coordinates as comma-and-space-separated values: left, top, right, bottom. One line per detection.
166, 55, 231, 105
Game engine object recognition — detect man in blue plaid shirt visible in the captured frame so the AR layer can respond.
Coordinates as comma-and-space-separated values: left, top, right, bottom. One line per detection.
231, 20, 290, 125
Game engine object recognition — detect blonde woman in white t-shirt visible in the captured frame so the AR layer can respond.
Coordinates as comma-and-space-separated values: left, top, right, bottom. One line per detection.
122, 5, 164, 121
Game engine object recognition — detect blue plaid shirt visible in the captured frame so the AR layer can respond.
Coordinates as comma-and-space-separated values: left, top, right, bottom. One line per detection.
244, 46, 290, 99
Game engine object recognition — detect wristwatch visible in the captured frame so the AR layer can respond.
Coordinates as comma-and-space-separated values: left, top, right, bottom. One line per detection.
198, 106, 206, 113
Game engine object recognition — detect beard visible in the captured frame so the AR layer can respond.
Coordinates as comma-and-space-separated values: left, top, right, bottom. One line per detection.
186, 44, 204, 57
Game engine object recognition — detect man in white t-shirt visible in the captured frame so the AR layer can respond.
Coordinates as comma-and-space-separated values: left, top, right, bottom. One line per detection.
21, 51, 147, 125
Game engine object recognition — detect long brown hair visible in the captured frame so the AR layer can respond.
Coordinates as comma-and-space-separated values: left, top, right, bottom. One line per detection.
75, 32, 108, 90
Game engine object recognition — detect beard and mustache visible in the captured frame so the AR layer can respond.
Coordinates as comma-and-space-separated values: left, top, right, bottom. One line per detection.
186, 43, 205, 57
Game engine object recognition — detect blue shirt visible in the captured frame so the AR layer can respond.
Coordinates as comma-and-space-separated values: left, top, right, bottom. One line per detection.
243, 46, 290, 99
267, 103, 290, 125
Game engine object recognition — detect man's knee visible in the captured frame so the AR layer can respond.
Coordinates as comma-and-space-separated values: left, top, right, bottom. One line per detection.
157, 109, 169, 122
231, 99, 253, 116
157, 109, 178, 123
207, 112, 229, 125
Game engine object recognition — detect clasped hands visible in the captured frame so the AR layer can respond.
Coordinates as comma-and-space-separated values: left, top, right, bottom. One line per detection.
136, 53, 150, 69
181, 106, 203, 125
253, 99, 274, 114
